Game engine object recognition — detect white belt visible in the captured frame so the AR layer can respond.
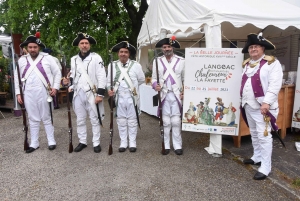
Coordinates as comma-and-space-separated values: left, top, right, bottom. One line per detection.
118, 90, 131, 96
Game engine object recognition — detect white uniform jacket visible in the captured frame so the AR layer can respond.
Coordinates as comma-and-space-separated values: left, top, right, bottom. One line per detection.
14, 52, 61, 95
241, 59, 283, 110
151, 54, 185, 104
106, 59, 145, 111
70, 52, 106, 118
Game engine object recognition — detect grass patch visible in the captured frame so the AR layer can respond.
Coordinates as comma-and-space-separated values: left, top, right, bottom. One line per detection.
292, 178, 300, 188
232, 156, 239, 161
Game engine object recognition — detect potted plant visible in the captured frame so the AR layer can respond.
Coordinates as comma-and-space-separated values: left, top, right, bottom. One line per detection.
0, 56, 9, 105
144, 64, 152, 85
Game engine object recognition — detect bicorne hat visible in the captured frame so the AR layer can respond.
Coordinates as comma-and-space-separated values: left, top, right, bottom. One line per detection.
111, 41, 136, 55
72, 32, 97, 46
155, 36, 180, 48
242, 33, 275, 53
20, 32, 46, 48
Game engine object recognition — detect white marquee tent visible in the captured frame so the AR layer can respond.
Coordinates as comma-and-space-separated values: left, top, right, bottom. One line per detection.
137, 0, 300, 155
138, 0, 300, 69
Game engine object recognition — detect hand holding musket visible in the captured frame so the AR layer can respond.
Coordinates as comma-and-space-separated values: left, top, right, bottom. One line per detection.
62, 73, 71, 86
46, 83, 53, 102
62, 77, 69, 86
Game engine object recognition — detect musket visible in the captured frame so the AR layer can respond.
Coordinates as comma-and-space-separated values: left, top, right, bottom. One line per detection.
15, 54, 29, 151
146, 23, 166, 155
66, 73, 73, 153
107, 26, 114, 155
58, 29, 73, 152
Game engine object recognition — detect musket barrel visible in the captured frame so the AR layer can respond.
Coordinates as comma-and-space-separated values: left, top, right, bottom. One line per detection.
108, 53, 114, 155
146, 22, 166, 155
66, 85, 73, 153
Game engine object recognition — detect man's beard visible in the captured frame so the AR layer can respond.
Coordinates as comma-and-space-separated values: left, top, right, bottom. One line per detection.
80, 48, 90, 54
30, 52, 39, 58
163, 50, 173, 56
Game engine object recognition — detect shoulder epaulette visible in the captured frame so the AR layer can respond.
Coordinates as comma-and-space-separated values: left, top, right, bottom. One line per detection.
263, 55, 276, 65
242, 58, 250, 68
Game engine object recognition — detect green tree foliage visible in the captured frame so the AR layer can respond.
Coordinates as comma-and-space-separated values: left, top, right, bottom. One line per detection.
0, 0, 148, 65
0, 49, 10, 92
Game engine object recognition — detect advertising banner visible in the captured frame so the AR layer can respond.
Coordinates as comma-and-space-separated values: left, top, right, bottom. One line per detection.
291, 57, 300, 128
182, 48, 243, 136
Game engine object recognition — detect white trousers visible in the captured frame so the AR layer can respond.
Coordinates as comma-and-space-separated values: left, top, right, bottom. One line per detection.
244, 104, 276, 176
117, 91, 138, 148
73, 89, 100, 147
162, 92, 182, 150
24, 86, 56, 149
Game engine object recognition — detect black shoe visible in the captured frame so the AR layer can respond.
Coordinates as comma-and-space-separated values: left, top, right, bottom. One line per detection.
48, 145, 56, 150
253, 172, 267, 180
175, 149, 183, 155
94, 145, 101, 153
74, 143, 87, 152
129, 147, 137, 152
161, 149, 170, 155
119, 147, 126, 152
243, 159, 261, 166
26, 147, 39, 153
54, 106, 60, 109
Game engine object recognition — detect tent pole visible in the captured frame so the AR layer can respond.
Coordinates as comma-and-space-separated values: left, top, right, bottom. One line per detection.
203, 24, 223, 157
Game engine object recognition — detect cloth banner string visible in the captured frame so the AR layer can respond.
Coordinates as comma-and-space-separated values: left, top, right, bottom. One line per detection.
189, 34, 205, 48
222, 32, 238, 48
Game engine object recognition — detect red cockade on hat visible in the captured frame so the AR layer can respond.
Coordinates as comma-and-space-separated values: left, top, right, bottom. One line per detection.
35, 32, 40, 38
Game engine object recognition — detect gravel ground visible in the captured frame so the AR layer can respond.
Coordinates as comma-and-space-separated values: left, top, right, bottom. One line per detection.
0, 99, 299, 201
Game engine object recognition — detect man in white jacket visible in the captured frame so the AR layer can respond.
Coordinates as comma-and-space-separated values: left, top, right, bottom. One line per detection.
107, 41, 145, 152
15, 33, 61, 153
63, 33, 106, 153
151, 37, 185, 155
240, 33, 283, 180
